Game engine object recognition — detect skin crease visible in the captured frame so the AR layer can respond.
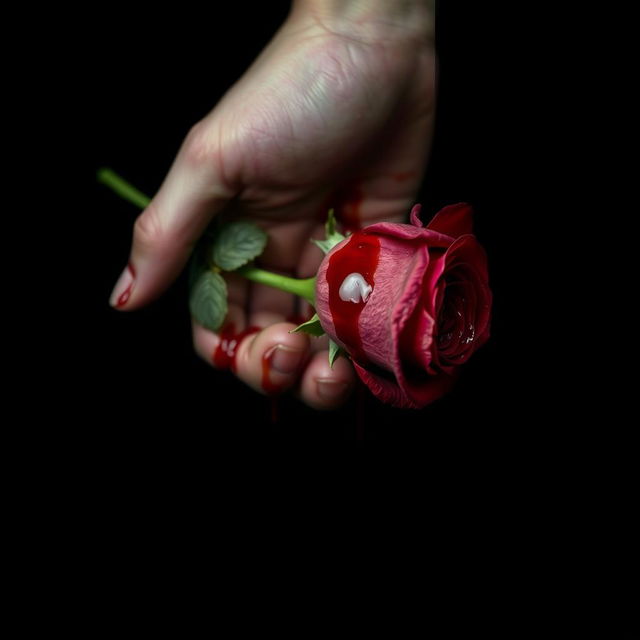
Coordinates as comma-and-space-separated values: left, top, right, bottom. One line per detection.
114, 0, 436, 410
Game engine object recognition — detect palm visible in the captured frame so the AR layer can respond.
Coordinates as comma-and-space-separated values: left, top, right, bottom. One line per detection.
198, 22, 436, 278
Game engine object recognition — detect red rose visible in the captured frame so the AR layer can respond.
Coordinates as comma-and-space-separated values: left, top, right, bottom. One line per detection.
315, 203, 492, 409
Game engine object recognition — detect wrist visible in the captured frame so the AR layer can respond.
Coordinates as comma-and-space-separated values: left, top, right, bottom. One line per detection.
291, 0, 434, 44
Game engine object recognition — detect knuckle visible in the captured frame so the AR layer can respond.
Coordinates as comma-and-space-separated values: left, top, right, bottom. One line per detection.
133, 205, 169, 252
182, 120, 217, 166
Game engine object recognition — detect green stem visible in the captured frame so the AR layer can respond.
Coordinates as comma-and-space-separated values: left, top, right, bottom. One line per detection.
98, 167, 316, 306
236, 265, 316, 306
97, 167, 150, 209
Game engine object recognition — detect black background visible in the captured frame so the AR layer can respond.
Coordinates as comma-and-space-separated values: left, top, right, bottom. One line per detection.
19, 2, 638, 632
61, 1, 545, 454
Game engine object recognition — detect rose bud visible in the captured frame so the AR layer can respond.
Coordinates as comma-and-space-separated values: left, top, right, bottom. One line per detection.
315, 203, 492, 409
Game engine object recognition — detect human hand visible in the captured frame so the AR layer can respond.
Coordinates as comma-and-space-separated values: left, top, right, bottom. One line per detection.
109, 0, 436, 409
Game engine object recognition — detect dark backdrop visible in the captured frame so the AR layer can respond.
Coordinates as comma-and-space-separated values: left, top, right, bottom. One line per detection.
29, 5, 636, 633
69, 2, 536, 454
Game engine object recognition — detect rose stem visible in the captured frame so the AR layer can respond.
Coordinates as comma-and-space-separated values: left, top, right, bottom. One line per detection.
235, 265, 316, 306
97, 167, 151, 209
98, 168, 317, 304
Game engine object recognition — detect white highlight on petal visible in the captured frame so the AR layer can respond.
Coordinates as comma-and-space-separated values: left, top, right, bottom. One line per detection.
339, 272, 372, 304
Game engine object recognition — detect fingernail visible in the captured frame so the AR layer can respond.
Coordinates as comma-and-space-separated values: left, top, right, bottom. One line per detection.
109, 262, 136, 308
317, 379, 349, 401
270, 344, 305, 375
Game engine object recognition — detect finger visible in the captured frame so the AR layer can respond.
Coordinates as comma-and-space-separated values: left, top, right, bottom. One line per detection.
191, 302, 246, 368
233, 322, 311, 396
191, 272, 249, 368
298, 350, 356, 410
109, 120, 236, 310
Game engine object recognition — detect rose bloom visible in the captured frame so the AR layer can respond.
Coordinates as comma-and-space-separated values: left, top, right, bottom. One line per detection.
315, 203, 492, 409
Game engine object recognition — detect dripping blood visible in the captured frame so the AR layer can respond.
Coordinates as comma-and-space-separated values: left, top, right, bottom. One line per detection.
212, 324, 260, 373
213, 324, 282, 423
261, 349, 281, 395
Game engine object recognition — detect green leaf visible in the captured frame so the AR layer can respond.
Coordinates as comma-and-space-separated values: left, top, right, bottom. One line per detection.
189, 271, 228, 332
329, 339, 346, 368
289, 313, 325, 337
211, 221, 268, 271
311, 238, 334, 254
311, 209, 346, 255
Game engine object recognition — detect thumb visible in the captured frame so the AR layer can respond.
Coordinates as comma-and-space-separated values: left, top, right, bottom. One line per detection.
109, 121, 236, 310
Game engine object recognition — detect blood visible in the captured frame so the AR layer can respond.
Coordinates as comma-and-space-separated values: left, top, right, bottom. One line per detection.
213, 324, 282, 424
333, 182, 364, 233
212, 324, 260, 373
322, 174, 416, 233
116, 262, 136, 307
216, 331, 281, 394
261, 349, 280, 395
326, 231, 380, 364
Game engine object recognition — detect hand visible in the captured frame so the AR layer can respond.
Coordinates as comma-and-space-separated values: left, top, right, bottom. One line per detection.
109, 0, 436, 409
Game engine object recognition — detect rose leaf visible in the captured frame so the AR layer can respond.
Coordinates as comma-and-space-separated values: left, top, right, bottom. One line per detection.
328, 339, 346, 368
189, 271, 228, 332
289, 313, 325, 337
312, 209, 346, 255
211, 221, 268, 271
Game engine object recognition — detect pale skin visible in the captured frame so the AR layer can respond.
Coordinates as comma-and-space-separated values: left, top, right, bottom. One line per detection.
110, 0, 436, 409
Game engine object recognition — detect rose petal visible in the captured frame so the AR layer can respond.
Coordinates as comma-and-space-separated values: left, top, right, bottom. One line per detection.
400, 305, 435, 371
390, 261, 461, 407
426, 203, 474, 239
444, 234, 490, 285
410, 204, 423, 227
352, 361, 419, 409
364, 221, 454, 247
442, 235, 492, 345
424, 249, 447, 317
439, 279, 476, 364
357, 238, 430, 369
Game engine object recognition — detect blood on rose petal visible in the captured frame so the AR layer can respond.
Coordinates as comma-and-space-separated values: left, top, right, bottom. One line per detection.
326, 232, 380, 364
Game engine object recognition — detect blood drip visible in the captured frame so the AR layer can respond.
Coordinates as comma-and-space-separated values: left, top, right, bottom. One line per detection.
212, 324, 260, 373
214, 324, 283, 423
261, 350, 280, 395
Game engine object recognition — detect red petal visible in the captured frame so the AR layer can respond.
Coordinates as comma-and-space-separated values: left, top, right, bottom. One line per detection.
352, 362, 420, 409
364, 221, 453, 248
426, 203, 474, 239
410, 204, 423, 227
